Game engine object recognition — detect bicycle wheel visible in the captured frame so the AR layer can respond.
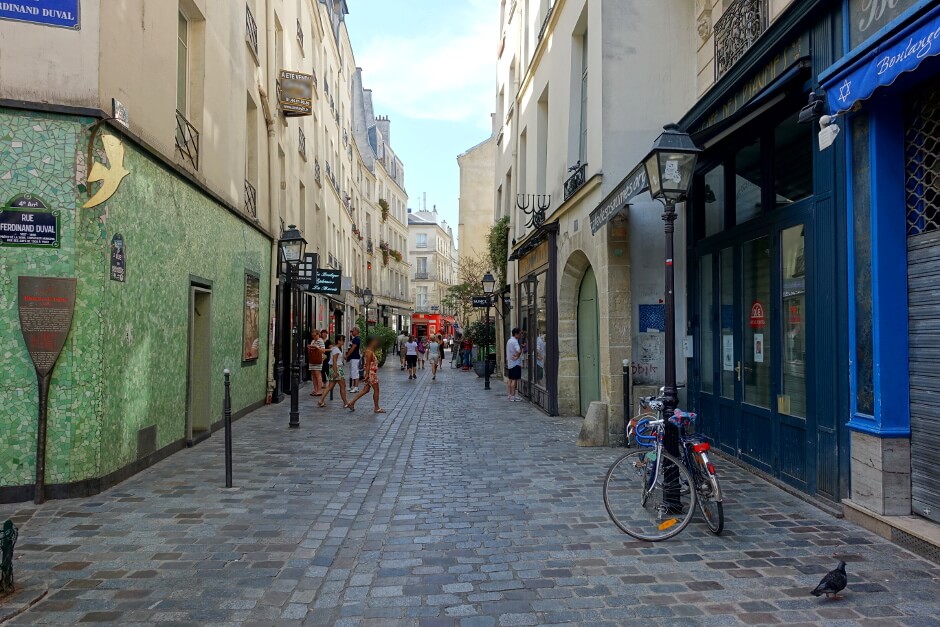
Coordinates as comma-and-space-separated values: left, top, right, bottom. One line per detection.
690, 455, 724, 535
604, 449, 697, 542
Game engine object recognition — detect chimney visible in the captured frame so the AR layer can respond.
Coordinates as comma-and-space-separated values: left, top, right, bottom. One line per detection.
376, 115, 391, 146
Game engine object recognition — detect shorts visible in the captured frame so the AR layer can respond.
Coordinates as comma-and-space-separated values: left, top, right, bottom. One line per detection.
508, 365, 522, 380
406, 355, 418, 368
349, 359, 361, 379
429, 356, 440, 365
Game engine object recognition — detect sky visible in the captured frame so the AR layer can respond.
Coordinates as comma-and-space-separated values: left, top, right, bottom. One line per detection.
346, 0, 497, 248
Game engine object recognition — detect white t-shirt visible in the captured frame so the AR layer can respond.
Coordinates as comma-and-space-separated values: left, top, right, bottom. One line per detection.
331, 346, 345, 366
406, 341, 418, 356
506, 337, 522, 368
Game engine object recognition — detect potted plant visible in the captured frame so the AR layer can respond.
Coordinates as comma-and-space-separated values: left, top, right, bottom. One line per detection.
464, 319, 497, 378
378, 198, 390, 223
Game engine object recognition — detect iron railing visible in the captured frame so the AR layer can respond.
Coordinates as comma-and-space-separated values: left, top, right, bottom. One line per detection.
538, 2, 555, 42
415, 272, 430, 280
175, 110, 200, 171
296, 17, 304, 49
314, 159, 321, 186
564, 162, 587, 200
298, 127, 306, 158
714, 0, 768, 80
367, 238, 374, 254
244, 180, 257, 219
246, 4, 259, 57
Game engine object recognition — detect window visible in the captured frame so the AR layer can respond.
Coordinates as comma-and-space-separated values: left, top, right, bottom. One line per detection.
734, 138, 762, 225
536, 90, 548, 193
417, 286, 429, 309
853, 113, 874, 415
416, 257, 428, 274
773, 113, 813, 206
702, 165, 725, 237
579, 30, 588, 164
177, 11, 189, 114
417, 233, 428, 248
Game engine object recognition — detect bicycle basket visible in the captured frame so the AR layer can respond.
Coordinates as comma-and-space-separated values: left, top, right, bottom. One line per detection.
669, 409, 697, 434
634, 418, 657, 448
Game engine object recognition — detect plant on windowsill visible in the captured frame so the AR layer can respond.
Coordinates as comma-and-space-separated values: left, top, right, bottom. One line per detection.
390, 249, 403, 263
380, 240, 390, 267
378, 198, 390, 223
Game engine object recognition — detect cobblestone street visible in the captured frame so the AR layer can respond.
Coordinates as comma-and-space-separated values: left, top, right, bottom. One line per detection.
2, 365, 940, 626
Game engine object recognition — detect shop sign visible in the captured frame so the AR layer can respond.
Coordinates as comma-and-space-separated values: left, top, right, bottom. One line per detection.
589, 164, 648, 235
518, 240, 549, 275
849, 0, 921, 50
749, 301, 766, 329
278, 70, 314, 117
826, 5, 940, 114
472, 296, 490, 308
109, 234, 126, 282
310, 268, 341, 294
0, 0, 80, 29
0, 194, 60, 248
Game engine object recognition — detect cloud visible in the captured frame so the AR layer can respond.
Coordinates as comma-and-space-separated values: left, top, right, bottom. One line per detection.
355, 2, 496, 130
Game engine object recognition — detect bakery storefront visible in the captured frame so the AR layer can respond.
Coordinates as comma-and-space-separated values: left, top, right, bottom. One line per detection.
683, 1, 849, 501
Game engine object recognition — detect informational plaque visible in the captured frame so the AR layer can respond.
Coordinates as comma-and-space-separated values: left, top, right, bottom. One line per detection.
18, 276, 76, 376
110, 233, 126, 282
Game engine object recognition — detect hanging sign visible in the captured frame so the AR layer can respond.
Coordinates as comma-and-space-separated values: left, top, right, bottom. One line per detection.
278, 70, 314, 117
589, 163, 649, 235
472, 296, 490, 308
0, 0, 81, 29
749, 301, 766, 329
110, 234, 126, 282
310, 268, 341, 295
0, 194, 60, 248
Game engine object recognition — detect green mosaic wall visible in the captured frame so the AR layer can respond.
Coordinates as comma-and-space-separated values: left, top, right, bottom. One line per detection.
0, 107, 272, 492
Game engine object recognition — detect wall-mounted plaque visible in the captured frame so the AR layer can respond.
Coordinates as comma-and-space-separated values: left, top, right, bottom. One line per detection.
110, 234, 126, 282
18, 276, 77, 376
1, 194, 60, 248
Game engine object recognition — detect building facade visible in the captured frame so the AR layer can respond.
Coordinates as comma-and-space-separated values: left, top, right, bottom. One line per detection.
458, 135, 497, 263
494, 0, 695, 428
408, 208, 456, 336
0, 0, 408, 503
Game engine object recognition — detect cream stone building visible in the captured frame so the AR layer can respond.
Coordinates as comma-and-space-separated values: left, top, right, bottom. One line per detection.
457, 135, 497, 263
408, 208, 456, 322
493, 0, 695, 431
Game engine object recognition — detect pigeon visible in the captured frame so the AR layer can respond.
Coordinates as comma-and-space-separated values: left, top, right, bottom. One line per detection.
811, 561, 847, 599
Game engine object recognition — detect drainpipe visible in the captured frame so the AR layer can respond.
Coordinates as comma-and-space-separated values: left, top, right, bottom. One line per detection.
261, 0, 280, 402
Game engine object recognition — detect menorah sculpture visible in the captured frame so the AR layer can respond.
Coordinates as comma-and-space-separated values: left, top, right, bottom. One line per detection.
517, 194, 551, 229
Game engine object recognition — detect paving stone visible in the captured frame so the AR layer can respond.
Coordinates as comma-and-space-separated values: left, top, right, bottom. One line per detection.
2, 370, 939, 625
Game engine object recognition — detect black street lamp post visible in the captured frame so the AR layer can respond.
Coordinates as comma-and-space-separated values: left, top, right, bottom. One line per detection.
482, 271, 496, 391
279, 225, 307, 429
641, 123, 701, 507
359, 288, 373, 338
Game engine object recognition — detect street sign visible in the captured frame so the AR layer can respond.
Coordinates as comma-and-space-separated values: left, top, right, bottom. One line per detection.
1, 194, 59, 248
473, 296, 490, 308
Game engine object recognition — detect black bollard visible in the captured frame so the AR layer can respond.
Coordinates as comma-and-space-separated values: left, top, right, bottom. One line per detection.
622, 360, 631, 448
223, 369, 233, 488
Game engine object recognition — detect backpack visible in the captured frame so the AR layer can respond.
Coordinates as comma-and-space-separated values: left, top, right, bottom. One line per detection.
308, 343, 324, 365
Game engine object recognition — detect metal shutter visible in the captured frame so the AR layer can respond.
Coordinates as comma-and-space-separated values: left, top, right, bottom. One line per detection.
906, 79, 940, 524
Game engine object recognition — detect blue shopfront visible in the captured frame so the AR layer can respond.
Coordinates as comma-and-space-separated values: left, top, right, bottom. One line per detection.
821, 0, 940, 526
682, 0, 850, 502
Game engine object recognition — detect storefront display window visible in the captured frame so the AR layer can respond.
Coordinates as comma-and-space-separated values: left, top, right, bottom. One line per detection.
535, 272, 547, 388
743, 236, 771, 408
703, 166, 725, 237
735, 139, 762, 225
852, 113, 875, 415
781, 226, 807, 417
774, 113, 814, 207
700, 254, 715, 393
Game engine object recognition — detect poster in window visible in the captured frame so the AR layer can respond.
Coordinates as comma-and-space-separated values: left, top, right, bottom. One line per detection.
754, 333, 764, 364
722, 335, 734, 371
243, 273, 261, 362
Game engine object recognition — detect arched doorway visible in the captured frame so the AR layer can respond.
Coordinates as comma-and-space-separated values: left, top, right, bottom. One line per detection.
578, 267, 600, 416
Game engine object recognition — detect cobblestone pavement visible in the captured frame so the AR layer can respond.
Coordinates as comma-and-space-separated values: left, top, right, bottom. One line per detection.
2, 364, 940, 626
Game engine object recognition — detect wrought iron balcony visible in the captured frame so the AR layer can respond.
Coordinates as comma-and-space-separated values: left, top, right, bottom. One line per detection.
714, 0, 768, 80
175, 110, 199, 171
296, 17, 304, 49
367, 238, 374, 254
564, 162, 587, 200
415, 272, 430, 280
245, 4, 259, 57
538, 2, 555, 42
314, 159, 322, 186
298, 127, 306, 159
244, 180, 257, 219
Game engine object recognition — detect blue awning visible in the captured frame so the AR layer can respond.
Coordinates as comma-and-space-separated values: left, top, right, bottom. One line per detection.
822, 4, 940, 114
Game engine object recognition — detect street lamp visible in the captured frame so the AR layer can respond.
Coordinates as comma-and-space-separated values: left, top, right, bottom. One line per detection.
641, 123, 700, 508
359, 287, 373, 338
482, 271, 496, 390
279, 224, 307, 429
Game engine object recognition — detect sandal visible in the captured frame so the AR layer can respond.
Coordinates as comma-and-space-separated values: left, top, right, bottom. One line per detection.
317, 401, 326, 408
347, 404, 356, 412
374, 408, 386, 414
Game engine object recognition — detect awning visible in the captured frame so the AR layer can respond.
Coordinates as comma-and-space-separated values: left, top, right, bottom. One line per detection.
822, 4, 940, 114
588, 163, 649, 235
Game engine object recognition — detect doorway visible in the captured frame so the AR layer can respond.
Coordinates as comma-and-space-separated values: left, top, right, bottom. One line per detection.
187, 284, 212, 444
577, 266, 600, 416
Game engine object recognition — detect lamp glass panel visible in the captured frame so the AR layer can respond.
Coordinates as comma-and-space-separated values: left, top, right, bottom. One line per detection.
660, 152, 697, 198
645, 154, 662, 198
282, 241, 302, 262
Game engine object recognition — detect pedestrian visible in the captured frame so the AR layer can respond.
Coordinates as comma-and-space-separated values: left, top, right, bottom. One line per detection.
397, 330, 408, 370
321, 335, 332, 389
417, 336, 427, 369
319, 335, 350, 408
462, 335, 473, 370
346, 326, 362, 393
347, 337, 385, 414
405, 335, 419, 379
428, 334, 443, 381
451, 332, 462, 368
308, 330, 327, 397
506, 327, 523, 401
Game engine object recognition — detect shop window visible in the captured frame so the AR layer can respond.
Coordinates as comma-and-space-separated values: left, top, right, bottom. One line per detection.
734, 139, 762, 225
535, 272, 547, 388
702, 165, 725, 237
781, 226, 807, 417
700, 254, 715, 394
773, 113, 813, 207
853, 114, 874, 415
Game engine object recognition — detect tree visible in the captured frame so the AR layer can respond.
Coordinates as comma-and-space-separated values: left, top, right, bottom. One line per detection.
444, 253, 491, 324
487, 216, 510, 288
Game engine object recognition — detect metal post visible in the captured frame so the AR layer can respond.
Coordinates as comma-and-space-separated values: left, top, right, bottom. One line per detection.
484, 303, 491, 390
289, 266, 301, 429
662, 202, 681, 510
33, 373, 51, 505
623, 359, 631, 447
223, 369, 233, 488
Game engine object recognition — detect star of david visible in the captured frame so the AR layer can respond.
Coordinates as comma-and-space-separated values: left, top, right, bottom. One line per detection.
839, 79, 852, 103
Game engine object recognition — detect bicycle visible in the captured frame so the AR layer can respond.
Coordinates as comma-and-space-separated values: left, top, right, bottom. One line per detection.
603, 393, 724, 541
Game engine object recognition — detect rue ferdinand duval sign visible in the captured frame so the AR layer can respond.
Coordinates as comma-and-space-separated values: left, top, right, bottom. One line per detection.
0, 0, 81, 29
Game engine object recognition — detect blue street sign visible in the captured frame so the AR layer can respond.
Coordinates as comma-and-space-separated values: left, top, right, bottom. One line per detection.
0, 0, 81, 30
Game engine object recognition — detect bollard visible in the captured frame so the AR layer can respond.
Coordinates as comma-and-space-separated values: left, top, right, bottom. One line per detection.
622, 360, 631, 448
223, 369, 233, 489
1, 519, 17, 594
